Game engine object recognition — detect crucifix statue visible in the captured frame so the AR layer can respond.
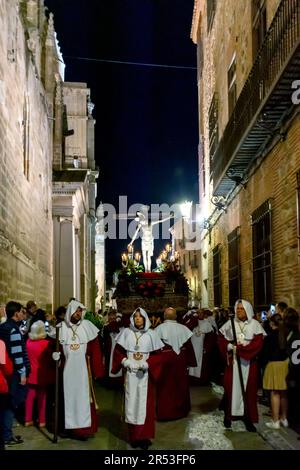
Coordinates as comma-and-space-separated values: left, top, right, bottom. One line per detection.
128, 205, 172, 272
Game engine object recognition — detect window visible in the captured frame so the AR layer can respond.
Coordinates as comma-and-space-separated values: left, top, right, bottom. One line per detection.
208, 93, 219, 168
207, 0, 216, 32
213, 244, 222, 307
228, 55, 237, 118
252, 0, 267, 60
252, 199, 272, 309
22, 95, 30, 179
228, 227, 241, 307
190, 250, 198, 269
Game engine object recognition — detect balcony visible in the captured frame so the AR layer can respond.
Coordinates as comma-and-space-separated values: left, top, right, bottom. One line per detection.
211, 0, 300, 196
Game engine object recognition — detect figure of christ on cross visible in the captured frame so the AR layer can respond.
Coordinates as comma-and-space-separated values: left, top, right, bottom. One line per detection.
128, 207, 173, 272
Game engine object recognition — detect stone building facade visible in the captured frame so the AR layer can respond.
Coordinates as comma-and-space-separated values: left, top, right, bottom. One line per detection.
52, 81, 98, 311
95, 203, 106, 313
0, 0, 56, 308
191, 0, 300, 310
171, 217, 202, 307
0, 1, 99, 312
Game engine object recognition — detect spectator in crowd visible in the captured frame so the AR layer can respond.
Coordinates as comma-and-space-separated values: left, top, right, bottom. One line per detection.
262, 314, 289, 429
0, 301, 30, 446
54, 306, 66, 325
216, 308, 230, 330
0, 305, 6, 325
262, 304, 275, 335
285, 307, 300, 429
276, 302, 288, 318
29, 309, 46, 329
25, 321, 55, 428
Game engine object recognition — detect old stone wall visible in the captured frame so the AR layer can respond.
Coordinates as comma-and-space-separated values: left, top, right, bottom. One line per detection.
0, 0, 53, 308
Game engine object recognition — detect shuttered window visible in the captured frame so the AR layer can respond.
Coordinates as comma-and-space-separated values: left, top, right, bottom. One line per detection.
213, 244, 222, 306
252, 199, 273, 309
228, 227, 241, 307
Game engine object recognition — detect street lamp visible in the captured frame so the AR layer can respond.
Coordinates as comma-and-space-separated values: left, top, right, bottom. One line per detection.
180, 201, 193, 219
179, 201, 193, 248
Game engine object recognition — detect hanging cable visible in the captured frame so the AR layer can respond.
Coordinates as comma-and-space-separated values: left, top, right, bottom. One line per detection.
64, 55, 197, 70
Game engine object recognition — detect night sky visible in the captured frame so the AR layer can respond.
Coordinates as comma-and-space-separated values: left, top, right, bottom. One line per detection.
44, 0, 199, 279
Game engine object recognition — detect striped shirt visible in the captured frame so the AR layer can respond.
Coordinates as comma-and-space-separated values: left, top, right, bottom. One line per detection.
0, 319, 30, 376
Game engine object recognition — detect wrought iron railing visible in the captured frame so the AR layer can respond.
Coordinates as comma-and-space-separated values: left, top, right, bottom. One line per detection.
211, 0, 300, 188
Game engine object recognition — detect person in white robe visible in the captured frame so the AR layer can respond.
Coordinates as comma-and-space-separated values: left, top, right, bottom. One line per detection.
112, 307, 163, 450
51, 300, 104, 439
155, 307, 196, 420
189, 310, 214, 382
218, 299, 266, 431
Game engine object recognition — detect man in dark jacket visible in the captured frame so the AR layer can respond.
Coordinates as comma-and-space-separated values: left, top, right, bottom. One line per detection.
0, 301, 30, 446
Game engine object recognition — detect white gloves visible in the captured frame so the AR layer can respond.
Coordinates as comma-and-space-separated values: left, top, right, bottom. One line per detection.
122, 358, 148, 372
121, 358, 132, 369
227, 343, 233, 351
122, 358, 137, 371
52, 352, 61, 361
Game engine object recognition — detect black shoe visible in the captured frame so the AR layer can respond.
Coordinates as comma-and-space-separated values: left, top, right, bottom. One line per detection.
130, 441, 139, 448
72, 435, 88, 441
4, 436, 24, 446
140, 440, 149, 450
244, 420, 257, 432
218, 397, 225, 411
223, 418, 231, 429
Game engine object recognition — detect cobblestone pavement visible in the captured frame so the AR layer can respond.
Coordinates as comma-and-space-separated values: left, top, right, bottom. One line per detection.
5, 382, 300, 451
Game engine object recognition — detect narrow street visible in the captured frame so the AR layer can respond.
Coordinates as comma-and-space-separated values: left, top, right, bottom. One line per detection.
7, 382, 300, 451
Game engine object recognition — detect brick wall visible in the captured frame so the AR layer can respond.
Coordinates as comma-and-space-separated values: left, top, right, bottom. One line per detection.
208, 115, 300, 309
195, 0, 300, 309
